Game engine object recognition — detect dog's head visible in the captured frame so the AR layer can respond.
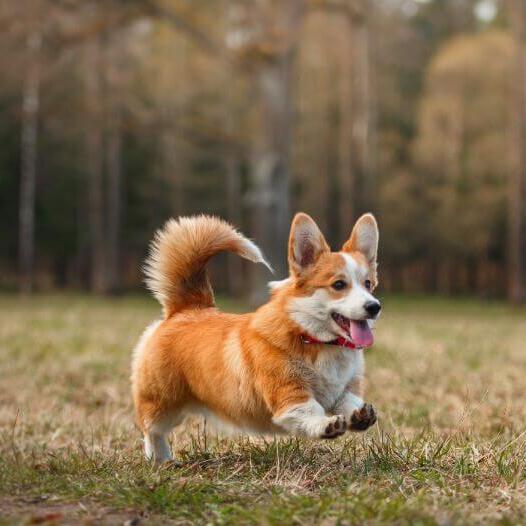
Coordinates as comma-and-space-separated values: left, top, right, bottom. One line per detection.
273, 213, 380, 347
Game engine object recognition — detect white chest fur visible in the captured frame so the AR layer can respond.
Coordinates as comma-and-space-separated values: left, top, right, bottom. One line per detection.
311, 348, 364, 411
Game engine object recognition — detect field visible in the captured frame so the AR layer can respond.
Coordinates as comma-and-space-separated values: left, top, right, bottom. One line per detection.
1, 294, 526, 525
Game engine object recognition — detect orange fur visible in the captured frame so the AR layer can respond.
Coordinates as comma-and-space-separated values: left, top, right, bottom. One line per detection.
132, 213, 380, 462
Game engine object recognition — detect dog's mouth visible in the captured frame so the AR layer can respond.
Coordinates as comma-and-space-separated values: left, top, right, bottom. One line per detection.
331, 312, 374, 348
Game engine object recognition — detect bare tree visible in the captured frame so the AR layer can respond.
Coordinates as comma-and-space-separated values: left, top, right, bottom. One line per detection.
350, 5, 372, 211
85, 36, 107, 294
508, 0, 525, 303
223, 81, 244, 296
105, 34, 123, 294
19, 31, 42, 294
337, 21, 355, 237
225, 149, 244, 295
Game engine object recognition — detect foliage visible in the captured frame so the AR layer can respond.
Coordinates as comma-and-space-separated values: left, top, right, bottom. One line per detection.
0, 0, 523, 298
414, 31, 512, 260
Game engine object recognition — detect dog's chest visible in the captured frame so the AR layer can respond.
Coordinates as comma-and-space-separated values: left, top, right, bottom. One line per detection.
311, 348, 364, 410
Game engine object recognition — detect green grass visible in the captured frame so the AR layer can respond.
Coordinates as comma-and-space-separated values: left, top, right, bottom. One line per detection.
1, 294, 526, 524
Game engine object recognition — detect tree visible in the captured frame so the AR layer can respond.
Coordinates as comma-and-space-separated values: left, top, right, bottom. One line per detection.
349, 3, 373, 212
105, 33, 124, 294
84, 36, 107, 294
19, 31, 42, 294
227, 0, 306, 303
336, 1, 373, 230
414, 31, 513, 292
507, 0, 526, 303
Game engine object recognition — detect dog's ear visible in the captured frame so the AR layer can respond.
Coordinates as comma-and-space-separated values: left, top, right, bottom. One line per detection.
342, 213, 379, 264
288, 213, 329, 276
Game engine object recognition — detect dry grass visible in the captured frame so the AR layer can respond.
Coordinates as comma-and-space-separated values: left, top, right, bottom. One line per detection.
1, 293, 526, 525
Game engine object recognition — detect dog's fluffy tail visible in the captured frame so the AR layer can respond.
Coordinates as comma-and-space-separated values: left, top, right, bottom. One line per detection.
144, 215, 272, 317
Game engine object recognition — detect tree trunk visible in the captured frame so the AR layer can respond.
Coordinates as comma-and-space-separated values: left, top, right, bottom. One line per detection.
249, 57, 293, 304
350, 10, 372, 212
105, 106, 121, 294
225, 147, 244, 296
160, 113, 184, 216
248, 1, 305, 305
85, 37, 107, 294
105, 39, 123, 294
337, 27, 355, 239
508, 0, 526, 304
223, 54, 244, 297
18, 32, 41, 294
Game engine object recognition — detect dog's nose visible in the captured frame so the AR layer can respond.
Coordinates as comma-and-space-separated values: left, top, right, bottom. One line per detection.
364, 300, 381, 317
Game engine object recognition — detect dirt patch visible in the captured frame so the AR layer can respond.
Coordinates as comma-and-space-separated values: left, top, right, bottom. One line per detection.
0, 497, 172, 525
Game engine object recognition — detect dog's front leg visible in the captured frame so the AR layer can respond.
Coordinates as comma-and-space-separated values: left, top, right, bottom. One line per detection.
334, 376, 377, 432
272, 397, 347, 439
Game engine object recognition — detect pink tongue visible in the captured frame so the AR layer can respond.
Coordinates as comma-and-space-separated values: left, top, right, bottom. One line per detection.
350, 320, 374, 348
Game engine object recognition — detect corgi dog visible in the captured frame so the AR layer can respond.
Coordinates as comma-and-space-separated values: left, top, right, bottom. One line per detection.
131, 212, 381, 462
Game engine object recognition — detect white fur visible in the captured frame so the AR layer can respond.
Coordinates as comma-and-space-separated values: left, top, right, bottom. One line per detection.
185, 404, 249, 436
313, 347, 365, 411
272, 345, 365, 437
240, 238, 274, 273
288, 289, 337, 342
273, 398, 339, 437
144, 417, 176, 463
334, 391, 364, 417
334, 253, 379, 320
268, 277, 292, 291
288, 253, 378, 343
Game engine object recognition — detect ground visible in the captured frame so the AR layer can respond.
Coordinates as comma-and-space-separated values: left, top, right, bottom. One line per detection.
1, 294, 526, 525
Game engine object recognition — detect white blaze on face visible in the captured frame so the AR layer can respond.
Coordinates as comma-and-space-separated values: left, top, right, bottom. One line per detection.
335, 253, 377, 319
288, 253, 378, 342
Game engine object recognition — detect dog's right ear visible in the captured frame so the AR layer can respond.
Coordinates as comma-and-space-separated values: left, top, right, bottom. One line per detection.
342, 213, 379, 264
288, 213, 329, 277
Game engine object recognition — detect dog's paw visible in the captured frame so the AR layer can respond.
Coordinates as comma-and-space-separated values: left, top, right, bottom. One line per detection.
349, 403, 377, 432
320, 414, 347, 439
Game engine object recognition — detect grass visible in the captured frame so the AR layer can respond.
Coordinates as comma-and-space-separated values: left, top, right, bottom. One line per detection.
1, 293, 526, 524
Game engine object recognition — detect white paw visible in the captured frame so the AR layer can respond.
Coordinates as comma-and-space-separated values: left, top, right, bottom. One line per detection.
320, 414, 347, 439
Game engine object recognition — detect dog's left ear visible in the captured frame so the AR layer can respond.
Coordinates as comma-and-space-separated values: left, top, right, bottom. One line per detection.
288, 213, 330, 277
342, 213, 379, 264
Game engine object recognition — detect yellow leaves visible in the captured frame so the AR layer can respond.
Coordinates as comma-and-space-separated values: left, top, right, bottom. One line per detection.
416, 30, 514, 175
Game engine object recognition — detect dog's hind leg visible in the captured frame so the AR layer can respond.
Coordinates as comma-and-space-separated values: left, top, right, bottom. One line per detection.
137, 400, 184, 464
144, 419, 173, 463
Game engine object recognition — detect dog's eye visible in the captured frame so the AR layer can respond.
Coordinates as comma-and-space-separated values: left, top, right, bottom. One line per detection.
331, 280, 347, 291
364, 279, 372, 290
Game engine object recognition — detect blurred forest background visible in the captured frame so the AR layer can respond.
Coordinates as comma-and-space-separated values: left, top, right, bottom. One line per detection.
1, 0, 525, 304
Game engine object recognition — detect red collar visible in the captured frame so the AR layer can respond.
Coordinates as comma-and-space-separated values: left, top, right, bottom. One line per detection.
301, 334, 357, 349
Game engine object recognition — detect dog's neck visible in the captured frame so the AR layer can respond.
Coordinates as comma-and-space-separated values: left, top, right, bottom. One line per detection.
250, 295, 300, 352
300, 333, 357, 349
250, 290, 350, 355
